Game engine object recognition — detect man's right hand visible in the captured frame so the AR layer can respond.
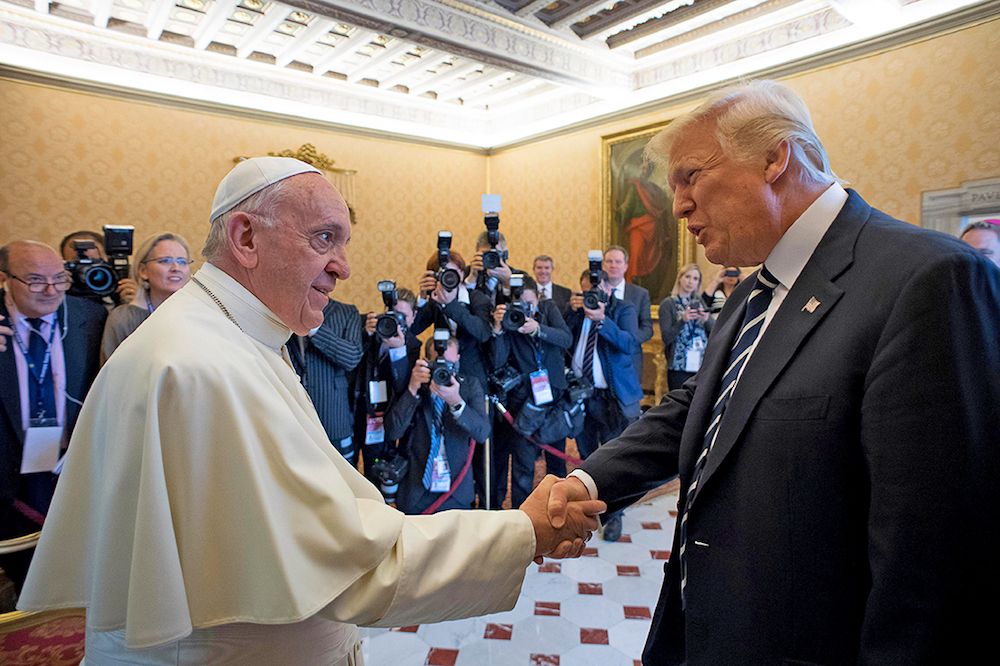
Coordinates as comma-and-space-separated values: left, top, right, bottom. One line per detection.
546, 475, 594, 529
569, 293, 584, 312
521, 475, 605, 561
364, 312, 378, 336
408, 359, 430, 396
492, 304, 507, 333
418, 271, 437, 296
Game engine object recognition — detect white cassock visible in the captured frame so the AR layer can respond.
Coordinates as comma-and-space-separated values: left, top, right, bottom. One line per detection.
17, 263, 535, 664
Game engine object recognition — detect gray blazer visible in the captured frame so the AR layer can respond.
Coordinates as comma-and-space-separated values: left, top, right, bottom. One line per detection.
582, 191, 1000, 665
622, 282, 652, 384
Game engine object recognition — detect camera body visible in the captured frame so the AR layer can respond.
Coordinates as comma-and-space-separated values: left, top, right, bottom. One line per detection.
375, 280, 407, 340
65, 225, 134, 298
430, 328, 456, 386
480, 214, 508, 271
501, 272, 531, 332
370, 454, 409, 504
723, 268, 741, 278
435, 231, 462, 292
583, 250, 608, 311
488, 365, 523, 402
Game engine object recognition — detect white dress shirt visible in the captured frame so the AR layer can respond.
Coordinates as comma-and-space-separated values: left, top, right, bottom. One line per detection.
6, 300, 67, 431
571, 318, 608, 389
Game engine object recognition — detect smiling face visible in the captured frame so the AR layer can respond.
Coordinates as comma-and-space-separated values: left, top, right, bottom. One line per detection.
533, 259, 553, 285
139, 239, 191, 301
247, 174, 351, 334
668, 120, 784, 266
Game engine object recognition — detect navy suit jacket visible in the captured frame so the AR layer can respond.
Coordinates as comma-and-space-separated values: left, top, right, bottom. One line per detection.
581, 191, 1000, 665
564, 297, 643, 419
0, 293, 106, 532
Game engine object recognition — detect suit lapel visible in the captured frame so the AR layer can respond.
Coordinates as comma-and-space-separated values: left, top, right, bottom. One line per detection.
0, 295, 23, 444
696, 191, 871, 493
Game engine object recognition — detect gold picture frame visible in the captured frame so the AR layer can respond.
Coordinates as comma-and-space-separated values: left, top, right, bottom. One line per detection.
601, 121, 696, 319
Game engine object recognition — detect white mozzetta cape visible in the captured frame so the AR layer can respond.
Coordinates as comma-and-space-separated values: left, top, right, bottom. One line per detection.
18, 263, 535, 649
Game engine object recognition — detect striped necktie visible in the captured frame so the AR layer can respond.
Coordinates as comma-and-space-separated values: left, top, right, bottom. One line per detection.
423, 395, 446, 490
582, 321, 599, 381
679, 266, 779, 605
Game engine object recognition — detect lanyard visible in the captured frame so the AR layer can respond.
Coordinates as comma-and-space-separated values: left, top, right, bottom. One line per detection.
13, 317, 57, 414
531, 335, 544, 371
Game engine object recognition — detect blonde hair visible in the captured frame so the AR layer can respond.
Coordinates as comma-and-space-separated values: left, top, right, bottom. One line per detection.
671, 263, 702, 297
646, 79, 843, 188
133, 232, 191, 283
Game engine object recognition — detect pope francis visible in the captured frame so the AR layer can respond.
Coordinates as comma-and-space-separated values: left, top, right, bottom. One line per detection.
16, 157, 605, 664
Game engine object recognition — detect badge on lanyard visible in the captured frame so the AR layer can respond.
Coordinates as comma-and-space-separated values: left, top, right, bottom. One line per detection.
365, 415, 385, 445
430, 452, 451, 492
529, 369, 554, 405
685, 337, 705, 372
368, 380, 388, 404
22, 421, 62, 474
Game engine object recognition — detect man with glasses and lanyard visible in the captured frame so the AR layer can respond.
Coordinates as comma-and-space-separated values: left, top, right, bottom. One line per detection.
0, 240, 106, 594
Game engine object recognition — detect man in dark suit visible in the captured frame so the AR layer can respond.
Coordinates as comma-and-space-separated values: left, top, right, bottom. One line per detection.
532, 255, 571, 314
548, 80, 1000, 665
564, 268, 642, 540
385, 335, 490, 514
489, 275, 573, 508
287, 297, 363, 464
0, 241, 106, 591
603, 246, 652, 387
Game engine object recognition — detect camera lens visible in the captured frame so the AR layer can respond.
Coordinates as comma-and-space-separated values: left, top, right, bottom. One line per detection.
82, 264, 117, 296
482, 251, 499, 270
583, 292, 599, 310
432, 364, 454, 386
502, 306, 526, 332
438, 268, 461, 292
375, 313, 399, 339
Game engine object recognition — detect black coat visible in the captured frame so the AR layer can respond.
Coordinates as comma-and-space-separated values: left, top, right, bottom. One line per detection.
489, 299, 572, 406
581, 191, 1000, 664
411, 290, 493, 385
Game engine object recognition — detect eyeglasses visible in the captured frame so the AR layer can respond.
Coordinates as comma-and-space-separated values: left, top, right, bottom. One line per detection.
142, 257, 193, 267
6, 273, 72, 293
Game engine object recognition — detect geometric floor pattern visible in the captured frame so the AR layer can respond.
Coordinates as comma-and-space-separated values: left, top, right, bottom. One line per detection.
361, 491, 678, 666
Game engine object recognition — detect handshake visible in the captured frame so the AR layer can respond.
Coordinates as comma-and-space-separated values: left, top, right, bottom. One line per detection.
520, 475, 606, 563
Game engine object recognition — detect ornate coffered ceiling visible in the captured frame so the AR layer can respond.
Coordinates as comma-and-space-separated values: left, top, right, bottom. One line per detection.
0, 0, 995, 148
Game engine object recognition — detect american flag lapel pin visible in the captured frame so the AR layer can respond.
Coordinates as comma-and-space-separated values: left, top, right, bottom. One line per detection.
802, 297, 821, 313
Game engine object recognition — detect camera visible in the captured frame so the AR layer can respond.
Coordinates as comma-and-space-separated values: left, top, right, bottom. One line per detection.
583, 250, 609, 310
435, 231, 462, 292
64, 225, 134, 298
375, 280, 407, 340
723, 268, 741, 278
564, 369, 595, 407
480, 214, 508, 271
488, 365, 523, 401
501, 272, 531, 332
370, 454, 409, 504
430, 328, 457, 386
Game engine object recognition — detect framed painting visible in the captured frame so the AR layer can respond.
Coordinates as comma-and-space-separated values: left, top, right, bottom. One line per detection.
601, 121, 696, 317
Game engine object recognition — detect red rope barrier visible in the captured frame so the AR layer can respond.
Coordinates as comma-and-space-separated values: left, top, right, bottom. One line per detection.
493, 401, 584, 466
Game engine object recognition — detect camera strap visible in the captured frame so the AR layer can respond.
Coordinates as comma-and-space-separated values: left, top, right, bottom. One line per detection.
492, 400, 583, 466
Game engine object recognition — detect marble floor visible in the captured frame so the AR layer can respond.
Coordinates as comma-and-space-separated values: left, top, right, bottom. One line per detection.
360, 491, 678, 666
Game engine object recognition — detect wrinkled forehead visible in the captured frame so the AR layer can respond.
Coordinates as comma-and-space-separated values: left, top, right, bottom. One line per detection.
11, 245, 64, 274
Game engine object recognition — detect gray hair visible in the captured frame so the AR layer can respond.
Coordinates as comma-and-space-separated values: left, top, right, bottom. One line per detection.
201, 178, 294, 262
646, 79, 843, 187
961, 220, 1000, 240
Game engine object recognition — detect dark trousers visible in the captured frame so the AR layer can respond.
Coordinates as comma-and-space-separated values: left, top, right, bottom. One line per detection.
540, 440, 567, 478
492, 416, 538, 509
667, 369, 696, 392
577, 389, 630, 459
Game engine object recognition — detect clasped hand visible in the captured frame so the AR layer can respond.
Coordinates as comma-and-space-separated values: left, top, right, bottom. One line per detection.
520, 475, 605, 563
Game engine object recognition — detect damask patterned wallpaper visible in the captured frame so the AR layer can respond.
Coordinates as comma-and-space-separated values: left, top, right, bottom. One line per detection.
1, 20, 997, 312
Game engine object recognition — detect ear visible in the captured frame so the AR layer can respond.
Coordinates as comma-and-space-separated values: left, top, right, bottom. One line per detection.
764, 140, 792, 184
225, 211, 260, 269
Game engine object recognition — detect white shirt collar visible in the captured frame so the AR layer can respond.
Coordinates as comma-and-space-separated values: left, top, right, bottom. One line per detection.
611, 281, 626, 301
765, 183, 848, 290
194, 263, 292, 351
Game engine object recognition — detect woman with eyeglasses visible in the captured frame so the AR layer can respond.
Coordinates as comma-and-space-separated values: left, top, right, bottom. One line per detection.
100, 232, 192, 363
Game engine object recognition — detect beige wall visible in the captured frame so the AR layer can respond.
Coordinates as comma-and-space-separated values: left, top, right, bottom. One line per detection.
2, 19, 998, 312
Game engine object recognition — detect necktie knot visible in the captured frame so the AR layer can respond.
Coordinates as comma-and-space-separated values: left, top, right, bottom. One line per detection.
756, 265, 779, 291
26, 317, 44, 333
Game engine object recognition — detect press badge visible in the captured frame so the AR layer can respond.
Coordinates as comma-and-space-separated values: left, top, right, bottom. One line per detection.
21, 418, 62, 474
365, 415, 385, 445
686, 337, 706, 372
430, 453, 451, 492
529, 369, 554, 406
368, 380, 388, 404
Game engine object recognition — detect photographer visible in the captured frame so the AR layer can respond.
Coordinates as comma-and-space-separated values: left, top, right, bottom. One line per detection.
489, 275, 572, 509
59, 229, 138, 306
659, 264, 713, 390
702, 265, 742, 319
384, 335, 490, 514
565, 267, 642, 541
466, 230, 520, 304
354, 286, 421, 485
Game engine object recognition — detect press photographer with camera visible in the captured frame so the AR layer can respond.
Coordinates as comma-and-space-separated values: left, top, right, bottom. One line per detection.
355, 282, 421, 492
466, 227, 520, 304
564, 256, 642, 541
489, 274, 573, 509
384, 332, 490, 514
100, 232, 193, 363
701, 265, 742, 319
59, 227, 139, 307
